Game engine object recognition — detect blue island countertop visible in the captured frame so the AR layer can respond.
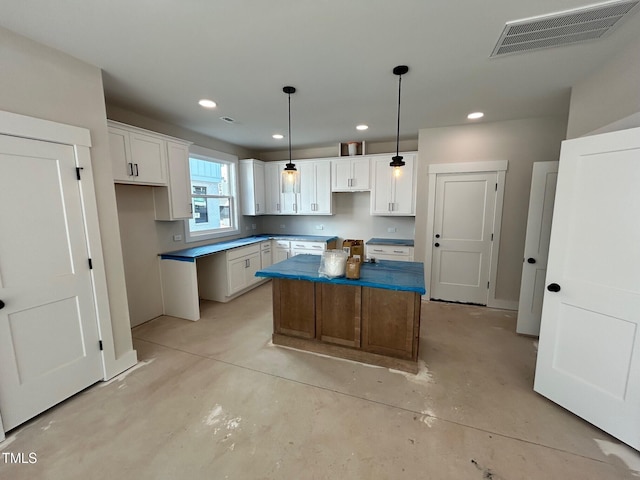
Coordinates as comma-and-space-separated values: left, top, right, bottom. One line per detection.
256, 254, 426, 294
366, 238, 414, 247
160, 235, 339, 262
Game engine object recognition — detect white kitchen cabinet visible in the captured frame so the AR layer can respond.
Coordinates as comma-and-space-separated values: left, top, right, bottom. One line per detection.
272, 239, 291, 263
265, 162, 298, 214
239, 159, 266, 216
197, 243, 262, 302
154, 140, 193, 220
365, 244, 414, 261
298, 160, 332, 215
332, 157, 370, 191
291, 240, 327, 256
260, 241, 272, 268
108, 121, 167, 185
370, 153, 417, 216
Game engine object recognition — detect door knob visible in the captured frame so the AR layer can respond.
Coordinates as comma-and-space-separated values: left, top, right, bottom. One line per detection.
527, 258, 537, 264
0, 300, 4, 310
434, 243, 440, 247
547, 283, 561, 292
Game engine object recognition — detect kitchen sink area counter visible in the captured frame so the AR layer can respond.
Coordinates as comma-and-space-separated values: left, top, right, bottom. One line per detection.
256, 255, 425, 373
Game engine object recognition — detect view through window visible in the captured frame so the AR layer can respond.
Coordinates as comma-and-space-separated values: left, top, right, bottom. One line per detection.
186, 155, 237, 240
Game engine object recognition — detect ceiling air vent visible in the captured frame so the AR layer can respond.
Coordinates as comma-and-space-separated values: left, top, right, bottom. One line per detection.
491, 0, 640, 57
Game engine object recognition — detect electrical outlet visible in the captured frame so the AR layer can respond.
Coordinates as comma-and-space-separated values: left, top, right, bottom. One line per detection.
315, 224, 324, 230
387, 227, 397, 233
251, 224, 257, 230
173, 234, 182, 242
280, 224, 286, 229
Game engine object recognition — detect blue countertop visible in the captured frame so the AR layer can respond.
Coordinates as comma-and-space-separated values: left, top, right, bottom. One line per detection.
366, 238, 414, 247
160, 235, 339, 261
256, 254, 426, 294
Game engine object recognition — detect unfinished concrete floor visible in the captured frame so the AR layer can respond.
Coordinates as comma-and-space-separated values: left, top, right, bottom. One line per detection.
1, 281, 639, 479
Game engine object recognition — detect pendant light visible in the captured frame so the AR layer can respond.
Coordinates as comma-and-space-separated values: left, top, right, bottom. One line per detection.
390, 65, 409, 177
281, 86, 300, 194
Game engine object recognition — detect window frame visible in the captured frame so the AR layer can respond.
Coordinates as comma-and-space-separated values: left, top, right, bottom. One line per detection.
184, 146, 240, 243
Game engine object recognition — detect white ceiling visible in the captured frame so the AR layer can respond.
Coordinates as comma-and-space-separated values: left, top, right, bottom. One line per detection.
1, 0, 639, 151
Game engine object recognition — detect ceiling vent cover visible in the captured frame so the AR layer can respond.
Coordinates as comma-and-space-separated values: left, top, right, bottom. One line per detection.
491, 0, 640, 56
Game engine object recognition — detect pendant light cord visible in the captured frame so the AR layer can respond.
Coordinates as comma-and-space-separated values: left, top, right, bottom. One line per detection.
395, 73, 402, 158
288, 92, 292, 166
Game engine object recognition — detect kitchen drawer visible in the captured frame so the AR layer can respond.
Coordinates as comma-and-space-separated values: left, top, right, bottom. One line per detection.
291, 240, 326, 252
260, 241, 271, 251
274, 240, 291, 249
366, 244, 414, 261
227, 243, 260, 261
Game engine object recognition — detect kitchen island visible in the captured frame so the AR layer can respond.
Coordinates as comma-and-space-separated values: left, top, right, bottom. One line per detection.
256, 255, 426, 373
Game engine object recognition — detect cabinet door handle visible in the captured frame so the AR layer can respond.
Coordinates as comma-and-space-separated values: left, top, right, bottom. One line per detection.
348, 178, 352, 187
312, 245, 322, 249
277, 203, 281, 212
189, 203, 193, 214
373, 249, 383, 252
256, 203, 260, 212
393, 250, 405, 254
245, 259, 250, 268
128, 163, 134, 176
134, 163, 139, 177
294, 203, 297, 212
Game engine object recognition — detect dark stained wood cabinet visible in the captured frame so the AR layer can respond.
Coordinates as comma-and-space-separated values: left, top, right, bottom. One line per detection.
361, 287, 420, 360
272, 279, 316, 339
316, 283, 361, 348
271, 278, 421, 373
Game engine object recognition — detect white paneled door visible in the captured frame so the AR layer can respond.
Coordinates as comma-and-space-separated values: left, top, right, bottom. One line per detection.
534, 127, 640, 450
0, 135, 103, 431
430, 172, 497, 305
516, 162, 558, 336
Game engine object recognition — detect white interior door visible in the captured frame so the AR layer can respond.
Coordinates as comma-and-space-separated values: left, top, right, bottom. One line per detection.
430, 172, 497, 305
0, 135, 103, 431
516, 162, 558, 336
534, 127, 640, 450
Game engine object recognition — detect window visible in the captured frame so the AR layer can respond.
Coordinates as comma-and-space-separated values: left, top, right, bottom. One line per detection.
185, 150, 239, 242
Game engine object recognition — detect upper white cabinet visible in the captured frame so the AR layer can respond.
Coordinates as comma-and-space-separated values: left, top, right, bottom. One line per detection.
332, 157, 370, 191
109, 122, 167, 185
109, 121, 193, 220
264, 161, 298, 215
154, 140, 193, 220
298, 160, 332, 215
370, 153, 417, 216
239, 159, 266, 216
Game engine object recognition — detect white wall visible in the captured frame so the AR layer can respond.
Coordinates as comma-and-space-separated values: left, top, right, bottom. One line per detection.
415, 116, 568, 304
566, 33, 640, 139
0, 27, 135, 361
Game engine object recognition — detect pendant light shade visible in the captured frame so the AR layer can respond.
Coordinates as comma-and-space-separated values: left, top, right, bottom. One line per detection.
281, 86, 300, 194
390, 65, 409, 174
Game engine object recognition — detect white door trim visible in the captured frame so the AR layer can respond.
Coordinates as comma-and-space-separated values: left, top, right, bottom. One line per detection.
0, 110, 136, 382
425, 160, 509, 308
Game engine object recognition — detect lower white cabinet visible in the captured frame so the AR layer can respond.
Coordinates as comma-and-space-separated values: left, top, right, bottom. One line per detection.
197, 244, 263, 302
365, 245, 414, 261
290, 240, 327, 256
261, 241, 272, 268
273, 239, 291, 264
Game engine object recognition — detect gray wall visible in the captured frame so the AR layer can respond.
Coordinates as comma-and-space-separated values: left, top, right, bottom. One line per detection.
0, 27, 134, 358
567, 33, 640, 139
415, 116, 568, 304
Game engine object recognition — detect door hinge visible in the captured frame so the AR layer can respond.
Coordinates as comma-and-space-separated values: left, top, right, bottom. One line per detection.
99, 340, 103, 351
76, 167, 84, 180
88, 258, 93, 269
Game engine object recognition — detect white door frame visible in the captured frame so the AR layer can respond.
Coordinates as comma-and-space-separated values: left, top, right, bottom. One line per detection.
425, 160, 509, 308
0, 110, 136, 440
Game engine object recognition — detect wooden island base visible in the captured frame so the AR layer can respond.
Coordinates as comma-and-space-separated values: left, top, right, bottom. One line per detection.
271, 278, 421, 374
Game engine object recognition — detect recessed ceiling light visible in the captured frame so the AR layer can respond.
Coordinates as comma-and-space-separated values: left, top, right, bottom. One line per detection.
467, 112, 484, 120
198, 99, 217, 108
272, 134, 284, 139
356, 124, 369, 131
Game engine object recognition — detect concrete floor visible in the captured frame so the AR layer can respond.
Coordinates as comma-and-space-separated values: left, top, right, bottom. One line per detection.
1, 281, 639, 479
